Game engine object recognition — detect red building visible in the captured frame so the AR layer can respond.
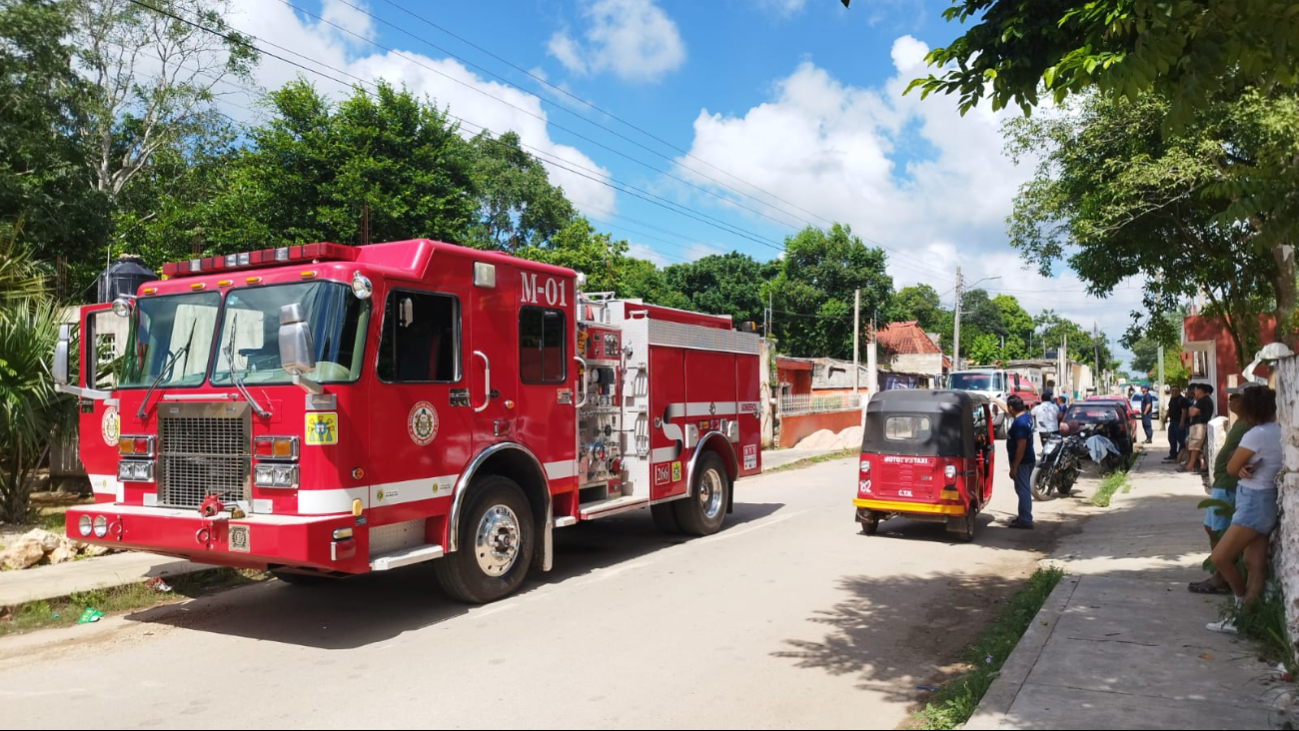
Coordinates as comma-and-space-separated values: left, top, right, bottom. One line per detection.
1182, 313, 1280, 415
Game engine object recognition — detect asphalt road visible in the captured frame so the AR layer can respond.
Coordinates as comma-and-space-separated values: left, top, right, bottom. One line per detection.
0, 456, 1079, 730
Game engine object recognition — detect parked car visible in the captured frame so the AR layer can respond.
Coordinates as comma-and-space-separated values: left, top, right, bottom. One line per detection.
1128, 392, 1160, 419
1085, 396, 1139, 438
1064, 402, 1134, 457
948, 368, 1041, 437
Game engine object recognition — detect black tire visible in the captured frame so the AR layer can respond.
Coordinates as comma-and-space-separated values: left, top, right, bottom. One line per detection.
948, 506, 977, 543
651, 502, 682, 534
1030, 464, 1058, 501
435, 476, 535, 605
674, 452, 730, 536
271, 569, 331, 586
860, 514, 880, 535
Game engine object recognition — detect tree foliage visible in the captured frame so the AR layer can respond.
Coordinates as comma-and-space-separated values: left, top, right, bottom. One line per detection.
467, 131, 576, 252
844, 0, 1299, 119
664, 252, 773, 326
769, 224, 893, 359
1005, 90, 1293, 364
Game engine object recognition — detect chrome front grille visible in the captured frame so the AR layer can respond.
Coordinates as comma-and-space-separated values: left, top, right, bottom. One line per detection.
158, 405, 250, 509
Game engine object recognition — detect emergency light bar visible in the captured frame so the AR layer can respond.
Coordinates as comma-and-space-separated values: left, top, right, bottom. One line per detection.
161, 243, 356, 278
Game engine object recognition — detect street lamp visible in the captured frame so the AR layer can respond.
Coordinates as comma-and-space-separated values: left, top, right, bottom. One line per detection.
952, 272, 1002, 370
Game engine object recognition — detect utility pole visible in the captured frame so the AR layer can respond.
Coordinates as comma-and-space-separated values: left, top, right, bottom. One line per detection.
765, 289, 772, 339
853, 288, 861, 394
1093, 322, 1101, 392
953, 267, 963, 371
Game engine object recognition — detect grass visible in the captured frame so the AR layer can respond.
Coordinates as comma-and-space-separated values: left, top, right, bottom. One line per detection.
766, 448, 857, 473
914, 567, 1066, 730
0, 568, 265, 637
1090, 471, 1131, 507
1235, 584, 1299, 678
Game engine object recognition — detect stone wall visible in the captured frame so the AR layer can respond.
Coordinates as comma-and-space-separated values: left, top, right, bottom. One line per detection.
1273, 355, 1299, 658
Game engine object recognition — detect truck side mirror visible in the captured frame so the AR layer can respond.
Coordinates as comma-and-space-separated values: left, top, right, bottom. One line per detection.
53, 324, 71, 387
278, 303, 316, 375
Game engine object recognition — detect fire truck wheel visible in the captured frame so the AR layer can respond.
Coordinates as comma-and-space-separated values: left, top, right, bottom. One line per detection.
674, 452, 730, 536
435, 476, 535, 604
651, 503, 682, 534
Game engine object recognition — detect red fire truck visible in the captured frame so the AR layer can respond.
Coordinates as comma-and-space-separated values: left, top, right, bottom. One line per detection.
54, 239, 763, 603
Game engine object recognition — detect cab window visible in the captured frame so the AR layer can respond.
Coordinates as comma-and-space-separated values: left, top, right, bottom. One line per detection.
519, 307, 566, 384
885, 415, 932, 441
377, 290, 460, 383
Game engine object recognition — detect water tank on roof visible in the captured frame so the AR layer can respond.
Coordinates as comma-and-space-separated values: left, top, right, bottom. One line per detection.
97, 254, 154, 303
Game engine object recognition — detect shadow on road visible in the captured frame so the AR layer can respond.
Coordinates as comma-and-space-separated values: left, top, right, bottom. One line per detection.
126, 501, 785, 650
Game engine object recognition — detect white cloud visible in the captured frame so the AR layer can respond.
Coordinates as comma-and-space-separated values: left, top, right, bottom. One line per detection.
225, 0, 616, 216
674, 35, 1146, 362
547, 0, 686, 83
320, 0, 376, 47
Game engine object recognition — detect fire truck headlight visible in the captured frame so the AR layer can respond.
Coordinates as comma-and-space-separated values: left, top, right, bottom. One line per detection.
254, 464, 299, 488
92, 515, 108, 538
78, 515, 92, 537
117, 460, 154, 483
350, 271, 372, 300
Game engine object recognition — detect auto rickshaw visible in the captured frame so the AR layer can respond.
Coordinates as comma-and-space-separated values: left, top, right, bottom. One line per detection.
854, 390, 995, 542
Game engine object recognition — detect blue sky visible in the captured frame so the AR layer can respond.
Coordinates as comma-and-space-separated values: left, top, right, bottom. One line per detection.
221, 0, 1145, 366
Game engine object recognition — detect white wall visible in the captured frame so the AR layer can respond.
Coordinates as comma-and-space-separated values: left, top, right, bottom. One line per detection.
1273, 355, 1299, 662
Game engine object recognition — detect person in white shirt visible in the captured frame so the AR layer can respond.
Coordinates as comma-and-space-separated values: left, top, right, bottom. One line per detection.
1207, 386, 1282, 634
1032, 394, 1061, 455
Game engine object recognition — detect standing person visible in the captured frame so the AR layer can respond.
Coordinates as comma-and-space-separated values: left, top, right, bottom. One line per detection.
1006, 395, 1035, 530
1190, 392, 1247, 595
1032, 392, 1060, 456
1056, 393, 1068, 418
1207, 386, 1282, 632
1164, 386, 1191, 462
1140, 385, 1155, 444
1185, 383, 1216, 474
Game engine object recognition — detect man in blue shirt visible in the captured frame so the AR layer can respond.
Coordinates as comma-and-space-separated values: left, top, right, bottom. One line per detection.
1140, 386, 1155, 444
1007, 395, 1035, 529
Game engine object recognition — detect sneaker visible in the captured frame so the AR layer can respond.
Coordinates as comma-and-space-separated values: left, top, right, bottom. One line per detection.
1206, 616, 1239, 634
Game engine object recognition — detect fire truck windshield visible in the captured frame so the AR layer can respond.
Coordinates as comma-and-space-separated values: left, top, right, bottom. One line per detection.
120, 292, 221, 389
210, 281, 369, 386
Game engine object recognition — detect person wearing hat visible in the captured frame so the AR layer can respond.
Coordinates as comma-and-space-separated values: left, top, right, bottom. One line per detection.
1185, 383, 1216, 474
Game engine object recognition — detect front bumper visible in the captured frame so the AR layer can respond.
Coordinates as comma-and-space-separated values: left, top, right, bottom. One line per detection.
66, 504, 367, 573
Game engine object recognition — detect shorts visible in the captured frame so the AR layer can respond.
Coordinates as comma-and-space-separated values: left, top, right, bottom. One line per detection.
1203, 487, 1236, 532
1187, 424, 1208, 451
1233, 487, 1279, 534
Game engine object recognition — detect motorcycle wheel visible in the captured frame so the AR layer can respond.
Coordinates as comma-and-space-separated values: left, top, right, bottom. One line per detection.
1030, 463, 1059, 501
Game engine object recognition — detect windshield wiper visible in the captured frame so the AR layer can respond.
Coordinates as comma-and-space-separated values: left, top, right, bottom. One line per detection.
137, 319, 197, 419
226, 314, 270, 418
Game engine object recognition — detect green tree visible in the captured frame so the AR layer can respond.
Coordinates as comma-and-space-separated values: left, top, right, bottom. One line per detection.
467, 131, 576, 252
70, 0, 257, 290
0, 222, 73, 522
208, 80, 477, 252
1005, 91, 1286, 364
993, 294, 1034, 359
769, 223, 893, 359
0, 0, 108, 292
889, 284, 946, 331
1129, 336, 1160, 376
663, 252, 772, 325
517, 218, 627, 293
861, 0, 1299, 119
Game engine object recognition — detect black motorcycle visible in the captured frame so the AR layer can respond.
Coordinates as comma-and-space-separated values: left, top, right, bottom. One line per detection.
1031, 424, 1120, 501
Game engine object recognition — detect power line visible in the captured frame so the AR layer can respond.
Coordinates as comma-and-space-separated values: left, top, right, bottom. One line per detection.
364, 0, 834, 229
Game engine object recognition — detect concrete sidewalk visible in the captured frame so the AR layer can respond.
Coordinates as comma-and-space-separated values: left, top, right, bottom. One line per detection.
0, 552, 205, 606
968, 456, 1288, 730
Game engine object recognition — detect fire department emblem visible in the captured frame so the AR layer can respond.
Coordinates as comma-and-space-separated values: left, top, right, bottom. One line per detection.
100, 406, 120, 446
408, 401, 439, 446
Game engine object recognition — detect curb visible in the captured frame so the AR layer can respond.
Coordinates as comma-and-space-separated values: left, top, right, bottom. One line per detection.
964, 574, 1079, 731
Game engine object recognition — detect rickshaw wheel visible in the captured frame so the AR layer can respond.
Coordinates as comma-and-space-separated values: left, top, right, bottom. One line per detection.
948, 506, 977, 543
860, 514, 880, 535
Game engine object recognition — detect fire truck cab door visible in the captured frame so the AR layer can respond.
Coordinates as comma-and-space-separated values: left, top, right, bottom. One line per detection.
484, 268, 577, 488
79, 304, 123, 502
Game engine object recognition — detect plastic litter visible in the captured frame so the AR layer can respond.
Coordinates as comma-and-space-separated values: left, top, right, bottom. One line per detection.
144, 577, 173, 593
915, 685, 939, 691
77, 608, 103, 624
